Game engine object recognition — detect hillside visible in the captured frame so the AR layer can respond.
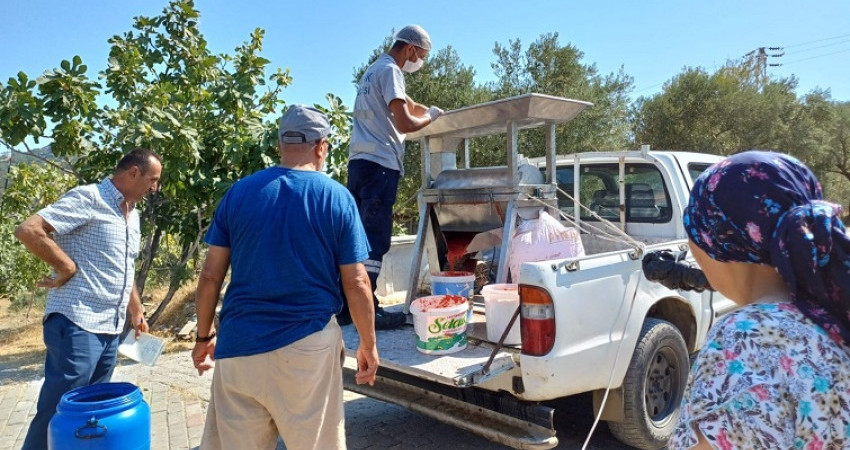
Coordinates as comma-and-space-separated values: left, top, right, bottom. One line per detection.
0, 146, 61, 196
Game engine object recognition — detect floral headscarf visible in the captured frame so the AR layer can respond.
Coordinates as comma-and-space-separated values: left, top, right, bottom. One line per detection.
684, 150, 850, 346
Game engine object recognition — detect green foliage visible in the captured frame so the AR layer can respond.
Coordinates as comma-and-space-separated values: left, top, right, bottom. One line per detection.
38, 56, 101, 158
0, 163, 75, 305
809, 100, 850, 212
406, 45, 492, 110
632, 61, 850, 211
634, 66, 783, 154
631, 63, 826, 155
0, 0, 294, 302
315, 93, 352, 182
0, 73, 47, 146
489, 33, 634, 154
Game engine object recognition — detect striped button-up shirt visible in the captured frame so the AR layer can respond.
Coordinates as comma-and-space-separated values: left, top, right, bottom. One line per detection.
38, 178, 141, 334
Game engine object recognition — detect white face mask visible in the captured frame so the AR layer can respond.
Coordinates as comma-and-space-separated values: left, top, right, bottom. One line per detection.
402, 54, 424, 73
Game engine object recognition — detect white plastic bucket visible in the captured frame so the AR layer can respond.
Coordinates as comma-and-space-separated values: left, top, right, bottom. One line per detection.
482, 283, 521, 345
410, 295, 469, 355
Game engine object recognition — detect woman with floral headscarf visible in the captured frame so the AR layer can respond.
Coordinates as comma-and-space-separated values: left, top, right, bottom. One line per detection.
671, 151, 850, 449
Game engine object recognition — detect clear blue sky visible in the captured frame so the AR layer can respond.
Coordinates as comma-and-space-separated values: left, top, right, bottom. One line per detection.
2, 0, 849, 152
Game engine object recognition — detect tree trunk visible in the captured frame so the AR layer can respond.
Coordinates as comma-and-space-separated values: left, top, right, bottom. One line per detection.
147, 241, 191, 326
148, 280, 183, 328
147, 221, 206, 327
136, 224, 163, 297
136, 191, 165, 297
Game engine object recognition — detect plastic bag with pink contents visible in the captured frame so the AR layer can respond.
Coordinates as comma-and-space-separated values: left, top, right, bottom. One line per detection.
507, 210, 584, 281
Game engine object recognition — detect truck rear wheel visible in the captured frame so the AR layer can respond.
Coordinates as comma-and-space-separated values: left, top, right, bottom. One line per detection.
608, 318, 689, 449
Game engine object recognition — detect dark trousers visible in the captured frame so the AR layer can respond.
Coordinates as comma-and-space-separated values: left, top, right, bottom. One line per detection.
339, 159, 400, 316
22, 313, 120, 450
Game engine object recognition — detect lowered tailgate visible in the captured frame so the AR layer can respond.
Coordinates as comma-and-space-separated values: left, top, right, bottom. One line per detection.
341, 305, 517, 387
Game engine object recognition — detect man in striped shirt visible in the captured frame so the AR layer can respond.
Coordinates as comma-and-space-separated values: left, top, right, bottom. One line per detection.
15, 148, 162, 450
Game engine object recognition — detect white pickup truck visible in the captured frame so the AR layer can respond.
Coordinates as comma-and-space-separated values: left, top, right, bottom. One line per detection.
341, 94, 735, 450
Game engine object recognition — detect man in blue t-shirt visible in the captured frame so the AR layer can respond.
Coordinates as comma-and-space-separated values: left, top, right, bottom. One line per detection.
341, 24, 444, 330
191, 105, 379, 450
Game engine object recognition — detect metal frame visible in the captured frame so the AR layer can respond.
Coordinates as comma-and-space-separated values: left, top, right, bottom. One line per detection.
404, 94, 593, 311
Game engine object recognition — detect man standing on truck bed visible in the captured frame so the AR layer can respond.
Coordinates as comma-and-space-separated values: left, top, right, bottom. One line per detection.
338, 24, 444, 330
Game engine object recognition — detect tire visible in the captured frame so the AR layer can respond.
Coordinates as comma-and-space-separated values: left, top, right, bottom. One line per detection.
608, 318, 689, 450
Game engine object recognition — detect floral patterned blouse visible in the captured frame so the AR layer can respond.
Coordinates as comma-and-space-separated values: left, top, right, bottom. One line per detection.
671, 302, 850, 449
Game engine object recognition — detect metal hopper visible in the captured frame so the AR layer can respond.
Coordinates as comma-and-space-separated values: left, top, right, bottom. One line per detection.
404, 94, 592, 311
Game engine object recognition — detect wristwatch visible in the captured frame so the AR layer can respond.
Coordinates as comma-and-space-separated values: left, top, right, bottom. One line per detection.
196, 330, 216, 342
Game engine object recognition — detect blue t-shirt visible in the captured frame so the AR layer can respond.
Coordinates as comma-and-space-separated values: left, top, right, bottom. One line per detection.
204, 166, 370, 359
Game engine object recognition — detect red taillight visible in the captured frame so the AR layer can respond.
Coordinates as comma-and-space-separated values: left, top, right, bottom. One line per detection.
519, 285, 555, 356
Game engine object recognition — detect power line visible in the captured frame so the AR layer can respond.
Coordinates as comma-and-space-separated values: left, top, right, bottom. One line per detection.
781, 47, 850, 66
764, 34, 850, 68
781, 33, 850, 49
633, 34, 850, 94
781, 38, 850, 56
633, 82, 665, 93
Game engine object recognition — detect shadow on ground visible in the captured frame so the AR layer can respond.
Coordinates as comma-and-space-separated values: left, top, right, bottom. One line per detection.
0, 349, 44, 384
546, 393, 635, 449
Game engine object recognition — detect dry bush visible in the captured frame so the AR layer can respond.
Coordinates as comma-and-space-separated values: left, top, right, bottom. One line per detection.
145, 282, 197, 333
143, 281, 199, 352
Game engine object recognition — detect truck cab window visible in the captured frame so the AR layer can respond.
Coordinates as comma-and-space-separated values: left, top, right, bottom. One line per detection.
687, 162, 714, 183
551, 163, 672, 223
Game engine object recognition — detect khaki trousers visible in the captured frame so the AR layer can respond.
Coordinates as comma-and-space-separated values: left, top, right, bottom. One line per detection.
200, 319, 346, 450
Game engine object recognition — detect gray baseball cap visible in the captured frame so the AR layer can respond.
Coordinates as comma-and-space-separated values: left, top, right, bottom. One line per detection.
278, 105, 331, 144
394, 25, 431, 51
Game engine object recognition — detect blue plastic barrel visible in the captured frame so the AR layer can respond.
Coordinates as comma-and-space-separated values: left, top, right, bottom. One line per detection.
48, 382, 151, 450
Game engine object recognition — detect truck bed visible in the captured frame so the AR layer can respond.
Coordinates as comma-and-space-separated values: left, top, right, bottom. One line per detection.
341, 303, 517, 388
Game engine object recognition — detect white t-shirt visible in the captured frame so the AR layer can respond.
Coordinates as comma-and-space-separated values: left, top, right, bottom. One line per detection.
350, 53, 408, 175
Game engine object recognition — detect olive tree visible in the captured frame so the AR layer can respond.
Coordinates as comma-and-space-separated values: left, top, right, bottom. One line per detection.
632, 61, 849, 211
489, 33, 634, 156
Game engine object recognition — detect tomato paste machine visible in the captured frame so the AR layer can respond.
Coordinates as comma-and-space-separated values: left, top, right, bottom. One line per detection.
403, 94, 592, 311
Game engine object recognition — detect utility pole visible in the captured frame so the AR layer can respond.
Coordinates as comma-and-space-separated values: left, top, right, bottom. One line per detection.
743, 47, 784, 87
756, 47, 767, 79
0, 151, 10, 215
1, 151, 10, 191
